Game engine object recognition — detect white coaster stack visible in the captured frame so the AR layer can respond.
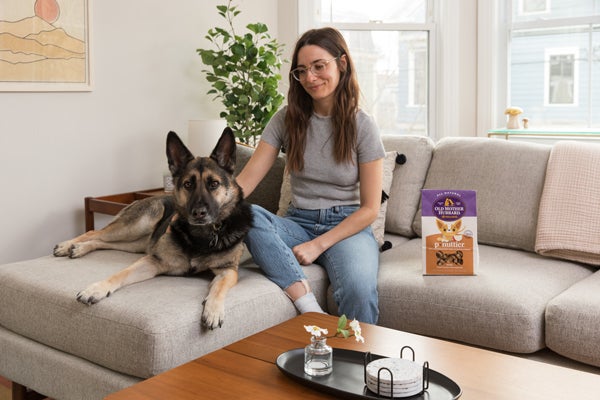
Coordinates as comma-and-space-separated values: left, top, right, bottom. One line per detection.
365, 357, 423, 398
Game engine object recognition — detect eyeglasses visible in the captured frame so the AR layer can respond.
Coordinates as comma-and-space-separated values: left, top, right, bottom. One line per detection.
290, 57, 338, 81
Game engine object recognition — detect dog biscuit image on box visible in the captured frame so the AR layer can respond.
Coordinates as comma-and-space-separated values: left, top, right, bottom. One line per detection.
421, 190, 478, 275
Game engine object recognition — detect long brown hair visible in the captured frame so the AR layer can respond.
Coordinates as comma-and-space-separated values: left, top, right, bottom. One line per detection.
284, 27, 360, 172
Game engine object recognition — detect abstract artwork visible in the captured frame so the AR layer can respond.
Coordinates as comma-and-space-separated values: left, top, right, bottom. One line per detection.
0, 0, 91, 91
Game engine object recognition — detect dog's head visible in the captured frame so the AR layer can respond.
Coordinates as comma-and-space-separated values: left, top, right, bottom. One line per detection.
436, 219, 462, 235
166, 128, 241, 226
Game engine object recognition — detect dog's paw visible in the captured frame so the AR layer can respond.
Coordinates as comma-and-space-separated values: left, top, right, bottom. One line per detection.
68, 243, 91, 258
53, 241, 73, 257
201, 298, 224, 329
76, 282, 112, 305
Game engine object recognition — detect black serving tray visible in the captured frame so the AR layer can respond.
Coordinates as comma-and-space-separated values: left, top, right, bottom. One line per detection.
276, 348, 461, 399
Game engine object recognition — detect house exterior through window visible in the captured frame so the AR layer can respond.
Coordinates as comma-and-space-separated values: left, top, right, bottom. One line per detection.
546, 48, 578, 106
508, 0, 600, 129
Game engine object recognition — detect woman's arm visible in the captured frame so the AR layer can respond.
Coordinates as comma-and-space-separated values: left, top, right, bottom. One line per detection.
235, 140, 281, 198
292, 157, 383, 265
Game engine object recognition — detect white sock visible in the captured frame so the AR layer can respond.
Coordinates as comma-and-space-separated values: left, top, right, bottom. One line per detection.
293, 292, 325, 314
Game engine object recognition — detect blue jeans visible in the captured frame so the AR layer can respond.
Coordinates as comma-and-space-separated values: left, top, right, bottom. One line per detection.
244, 204, 380, 324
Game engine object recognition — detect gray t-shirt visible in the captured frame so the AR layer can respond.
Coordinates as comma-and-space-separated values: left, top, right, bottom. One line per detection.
261, 107, 385, 210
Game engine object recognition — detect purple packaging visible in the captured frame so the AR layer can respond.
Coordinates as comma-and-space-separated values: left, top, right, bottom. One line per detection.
421, 190, 478, 275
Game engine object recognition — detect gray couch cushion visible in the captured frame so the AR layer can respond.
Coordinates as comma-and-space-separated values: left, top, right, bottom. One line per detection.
546, 271, 600, 367
413, 138, 551, 252
0, 250, 329, 379
381, 135, 435, 237
235, 143, 285, 214
377, 239, 594, 353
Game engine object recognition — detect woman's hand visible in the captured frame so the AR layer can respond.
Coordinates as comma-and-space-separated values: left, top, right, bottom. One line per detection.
293, 240, 325, 265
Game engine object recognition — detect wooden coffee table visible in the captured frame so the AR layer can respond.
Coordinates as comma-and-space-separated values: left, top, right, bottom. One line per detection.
104, 313, 600, 399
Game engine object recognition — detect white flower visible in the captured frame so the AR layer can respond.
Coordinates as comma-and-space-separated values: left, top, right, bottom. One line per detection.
349, 319, 365, 343
349, 319, 361, 334
354, 331, 365, 343
304, 315, 365, 343
304, 325, 328, 337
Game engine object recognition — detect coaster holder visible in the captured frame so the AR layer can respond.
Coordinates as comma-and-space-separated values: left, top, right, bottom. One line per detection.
363, 346, 430, 398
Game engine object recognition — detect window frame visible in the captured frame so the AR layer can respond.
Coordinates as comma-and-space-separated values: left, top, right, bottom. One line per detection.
297, 0, 437, 137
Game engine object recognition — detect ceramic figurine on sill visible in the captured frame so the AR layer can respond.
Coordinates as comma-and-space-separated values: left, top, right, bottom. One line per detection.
505, 106, 523, 129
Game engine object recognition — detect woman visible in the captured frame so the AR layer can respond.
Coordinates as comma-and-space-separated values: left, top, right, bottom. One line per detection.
236, 27, 384, 324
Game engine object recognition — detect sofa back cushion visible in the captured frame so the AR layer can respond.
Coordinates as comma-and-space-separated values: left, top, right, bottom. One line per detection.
235, 143, 285, 214
412, 137, 551, 252
382, 135, 435, 237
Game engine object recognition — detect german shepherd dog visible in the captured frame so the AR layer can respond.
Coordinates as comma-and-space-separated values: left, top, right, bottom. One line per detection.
54, 128, 253, 329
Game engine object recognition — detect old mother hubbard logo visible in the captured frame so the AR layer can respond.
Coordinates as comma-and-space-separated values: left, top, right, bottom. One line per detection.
431, 191, 466, 221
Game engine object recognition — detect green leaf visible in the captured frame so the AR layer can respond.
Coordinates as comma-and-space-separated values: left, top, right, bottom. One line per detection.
247, 22, 268, 34
199, 51, 215, 66
214, 27, 230, 38
231, 43, 245, 57
246, 46, 258, 59
337, 315, 348, 331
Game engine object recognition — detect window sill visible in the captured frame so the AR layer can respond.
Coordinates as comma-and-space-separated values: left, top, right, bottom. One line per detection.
488, 129, 600, 140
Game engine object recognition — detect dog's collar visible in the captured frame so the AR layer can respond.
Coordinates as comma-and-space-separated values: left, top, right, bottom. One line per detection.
209, 223, 223, 248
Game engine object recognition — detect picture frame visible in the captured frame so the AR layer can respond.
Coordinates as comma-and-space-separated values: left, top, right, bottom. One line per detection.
0, 0, 92, 91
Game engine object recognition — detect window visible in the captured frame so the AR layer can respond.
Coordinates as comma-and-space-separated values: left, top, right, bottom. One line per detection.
545, 48, 578, 105
298, 0, 434, 136
519, 0, 549, 15
507, 0, 600, 129
409, 48, 428, 107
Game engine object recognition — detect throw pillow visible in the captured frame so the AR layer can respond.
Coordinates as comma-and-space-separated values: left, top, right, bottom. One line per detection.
277, 170, 291, 216
372, 151, 398, 251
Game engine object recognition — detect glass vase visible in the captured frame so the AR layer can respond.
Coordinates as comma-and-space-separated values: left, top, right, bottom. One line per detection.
304, 336, 333, 376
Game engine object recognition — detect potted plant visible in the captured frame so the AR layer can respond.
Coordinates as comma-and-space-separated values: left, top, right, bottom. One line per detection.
197, 1, 285, 146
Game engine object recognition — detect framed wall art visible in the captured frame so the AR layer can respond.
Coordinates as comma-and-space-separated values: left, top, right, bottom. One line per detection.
0, 0, 91, 91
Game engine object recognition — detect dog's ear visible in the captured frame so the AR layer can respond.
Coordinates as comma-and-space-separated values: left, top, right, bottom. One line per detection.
210, 127, 236, 173
436, 219, 445, 231
453, 219, 462, 231
166, 131, 194, 177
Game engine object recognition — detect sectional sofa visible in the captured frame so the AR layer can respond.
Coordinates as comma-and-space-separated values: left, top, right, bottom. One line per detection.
1, 135, 599, 400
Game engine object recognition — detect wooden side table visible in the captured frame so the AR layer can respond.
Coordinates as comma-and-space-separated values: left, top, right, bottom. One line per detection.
84, 188, 168, 231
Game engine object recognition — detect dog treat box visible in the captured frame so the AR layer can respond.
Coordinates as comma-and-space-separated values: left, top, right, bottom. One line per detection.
421, 189, 478, 275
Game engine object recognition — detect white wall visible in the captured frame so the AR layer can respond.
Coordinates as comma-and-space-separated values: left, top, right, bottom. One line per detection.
0, 0, 283, 264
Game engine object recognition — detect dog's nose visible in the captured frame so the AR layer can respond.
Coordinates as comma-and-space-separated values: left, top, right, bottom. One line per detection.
192, 207, 208, 219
